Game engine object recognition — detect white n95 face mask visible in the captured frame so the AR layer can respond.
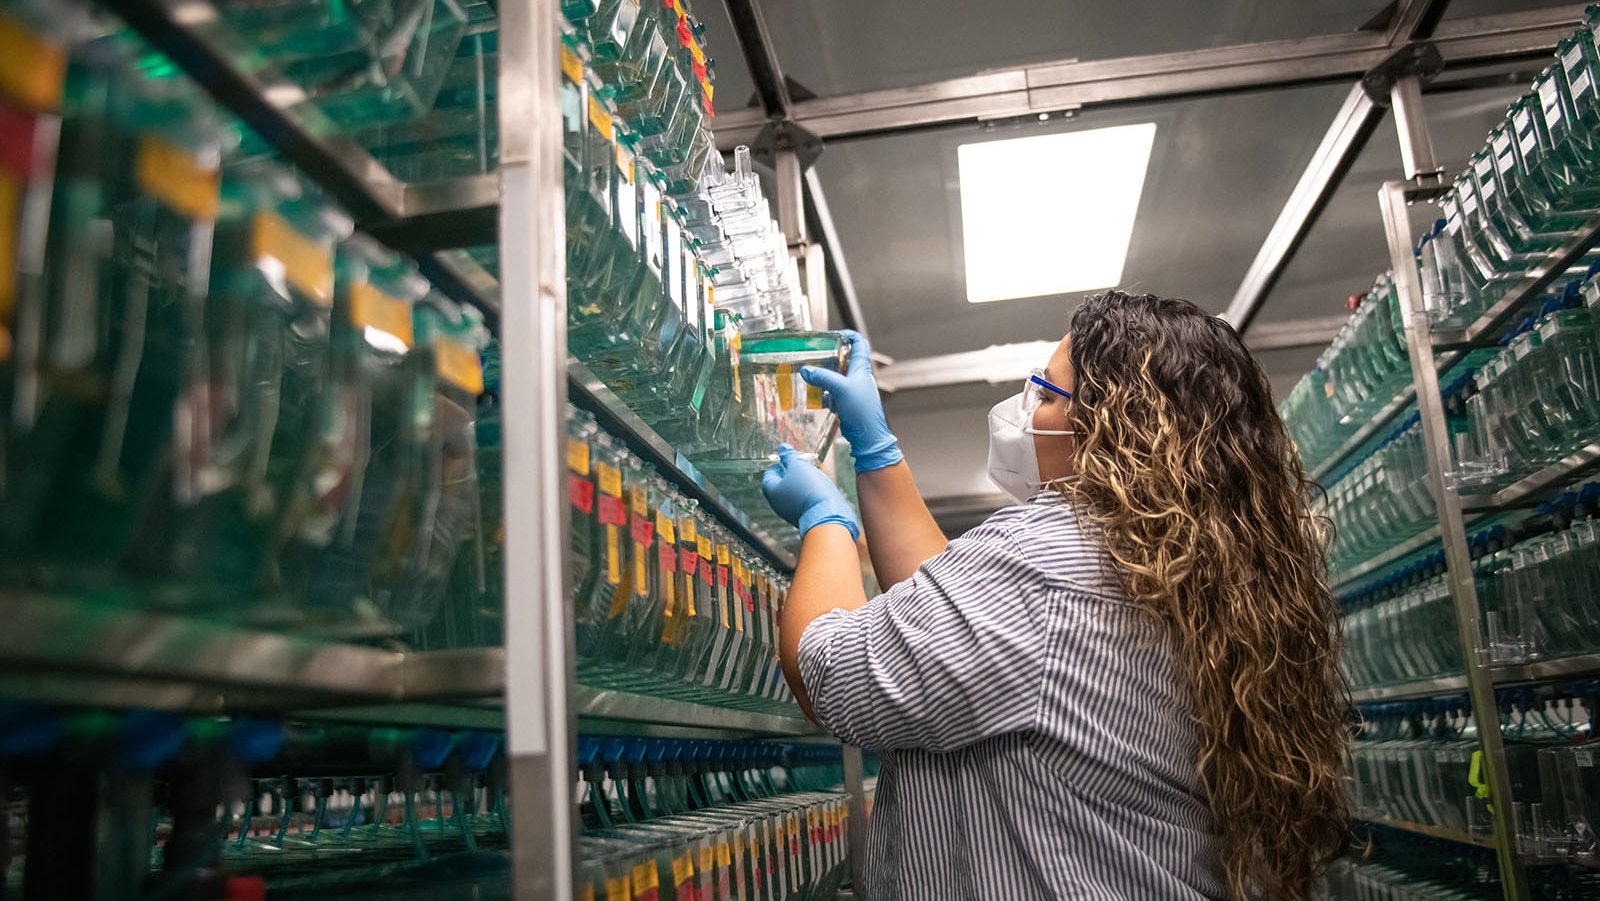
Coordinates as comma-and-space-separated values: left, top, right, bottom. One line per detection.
986, 390, 1074, 503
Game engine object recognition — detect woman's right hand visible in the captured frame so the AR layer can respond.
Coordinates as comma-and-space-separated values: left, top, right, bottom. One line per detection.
801, 330, 903, 473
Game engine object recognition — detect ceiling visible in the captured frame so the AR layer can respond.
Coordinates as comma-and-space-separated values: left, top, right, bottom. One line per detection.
689, 0, 1584, 508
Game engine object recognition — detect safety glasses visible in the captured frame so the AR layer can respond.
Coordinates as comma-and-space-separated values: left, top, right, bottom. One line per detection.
1022, 368, 1072, 411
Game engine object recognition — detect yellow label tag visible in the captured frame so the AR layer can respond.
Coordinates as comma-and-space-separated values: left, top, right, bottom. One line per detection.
598, 463, 622, 497
560, 45, 584, 86
350, 282, 414, 348
567, 438, 591, 475
664, 562, 676, 610
776, 364, 795, 411
657, 513, 675, 544
697, 536, 711, 558
632, 862, 657, 896
436, 337, 485, 394
634, 537, 648, 596
606, 526, 621, 585
136, 135, 219, 220
681, 518, 697, 544
683, 571, 696, 616
689, 39, 705, 67
606, 876, 630, 901
0, 12, 64, 111
717, 843, 731, 868
699, 845, 714, 873
581, 885, 595, 901
615, 143, 634, 182
807, 381, 824, 410
672, 854, 693, 886
251, 211, 333, 306
716, 544, 729, 566
588, 96, 614, 141
630, 484, 647, 517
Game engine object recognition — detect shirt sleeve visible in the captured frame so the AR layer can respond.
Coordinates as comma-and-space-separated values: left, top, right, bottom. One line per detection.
795, 511, 1052, 753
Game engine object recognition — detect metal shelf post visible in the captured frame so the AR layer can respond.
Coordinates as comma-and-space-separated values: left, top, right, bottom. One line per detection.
499, 0, 576, 896
1376, 75, 1529, 901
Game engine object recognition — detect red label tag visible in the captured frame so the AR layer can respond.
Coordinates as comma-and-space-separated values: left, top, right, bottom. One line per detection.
716, 566, 728, 588
674, 885, 693, 901
681, 549, 698, 572
630, 516, 654, 546
569, 475, 595, 514
744, 595, 755, 613
699, 559, 713, 585
598, 495, 626, 527
0, 100, 36, 176
659, 543, 677, 573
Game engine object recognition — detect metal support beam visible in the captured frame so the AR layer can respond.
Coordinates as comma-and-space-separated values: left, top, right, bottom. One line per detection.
1224, 0, 1452, 334
1391, 74, 1445, 183
1380, 180, 1529, 901
711, 6, 1587, 149
1223, 86, 1382, 333
720, 0, 792, 118
499, 0, 576, 895
876, 316, 1346, 392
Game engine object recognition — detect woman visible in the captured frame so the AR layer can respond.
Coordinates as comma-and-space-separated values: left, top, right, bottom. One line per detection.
761, 291, 1349, 900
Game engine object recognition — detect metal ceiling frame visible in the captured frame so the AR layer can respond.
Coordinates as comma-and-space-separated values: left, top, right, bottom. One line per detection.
712, 0, 1584, 387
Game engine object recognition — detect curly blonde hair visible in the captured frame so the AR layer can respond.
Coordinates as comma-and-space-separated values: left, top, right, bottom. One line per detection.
1060, 291, 1350, 900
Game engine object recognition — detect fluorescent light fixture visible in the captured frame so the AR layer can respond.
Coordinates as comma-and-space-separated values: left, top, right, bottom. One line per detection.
958, 122, 1156, 303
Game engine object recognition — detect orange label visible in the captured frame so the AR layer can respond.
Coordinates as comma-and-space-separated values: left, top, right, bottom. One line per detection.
251, 211, 333, 305
350, 282, 414, 348
699, 846, 714, 873
582, 885, 595, 901
633, 862, 658, 897
588, 96, 614, 141
567, 438, 591, 475
436, 337, 485, 394
560, 45, 584, 86
0, 12, 64, 111
615, 142, 634, 182
776, 364, 795, 411
606, 877, 630, 901
0, 173, 16, 327
671, 854, 693, 886
136, 135, 219, 220
606, 526, 622, 585
717, 843, 731, 867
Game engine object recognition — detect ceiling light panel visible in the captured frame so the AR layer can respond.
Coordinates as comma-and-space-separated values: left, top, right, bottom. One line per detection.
958, 122, 1157, 303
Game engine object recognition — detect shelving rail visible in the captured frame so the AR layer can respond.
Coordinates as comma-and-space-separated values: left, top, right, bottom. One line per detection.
0, 0, 1586, 898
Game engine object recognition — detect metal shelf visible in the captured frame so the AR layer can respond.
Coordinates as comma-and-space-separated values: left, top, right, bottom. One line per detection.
1309, 388, 1416, 484
569, 360, 800, 572
574, 687, 818, 737
1433, 209, 1600, 350
1358, 818, 1497, 850
102, 0, 499, 320
1308, 352, 1461, 485
1334, 525, 1441, 589
1459, 442, 1600, 513
1350, 675, 1469, 704
1491, 654, 1600, 686
0, 592, 505, 712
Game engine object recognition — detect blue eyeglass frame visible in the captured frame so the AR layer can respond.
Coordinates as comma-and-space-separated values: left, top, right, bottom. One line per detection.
1029, 370, 1072, 401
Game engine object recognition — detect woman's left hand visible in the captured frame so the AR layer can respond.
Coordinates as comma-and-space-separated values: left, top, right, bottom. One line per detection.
761, 444, 861, 540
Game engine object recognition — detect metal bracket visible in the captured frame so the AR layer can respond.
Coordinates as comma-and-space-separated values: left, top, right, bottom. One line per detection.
751, 119, 824, 171
1361, 41, 1444, 105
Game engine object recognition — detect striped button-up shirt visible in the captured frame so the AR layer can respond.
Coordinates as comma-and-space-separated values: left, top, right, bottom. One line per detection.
797, 492, 1225, 900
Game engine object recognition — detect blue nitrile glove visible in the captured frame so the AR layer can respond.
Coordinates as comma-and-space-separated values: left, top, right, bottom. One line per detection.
800, 329, 903, 473
761, 444, 861, 540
